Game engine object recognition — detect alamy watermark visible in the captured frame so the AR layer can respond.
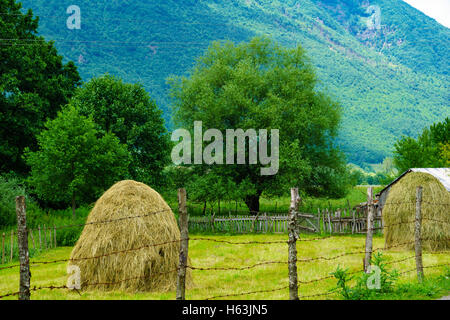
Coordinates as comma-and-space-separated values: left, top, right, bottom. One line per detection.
366, 5, 381, 30
67, 265, 81, 290
66, 5, 81, 30
171, 121, 279, 176
366, 265, 381, 290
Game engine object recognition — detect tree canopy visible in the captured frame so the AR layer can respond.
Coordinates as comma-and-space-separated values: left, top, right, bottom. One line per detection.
25, 106, 129, 217
0, 0, 81, 175
393, 117, 449, 173
169, 37, 350, 212
69, 75, 170, 187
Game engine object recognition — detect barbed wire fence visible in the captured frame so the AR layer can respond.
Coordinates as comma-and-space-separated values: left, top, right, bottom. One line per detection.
0, 187, 448, 300
184, 186, 449, 300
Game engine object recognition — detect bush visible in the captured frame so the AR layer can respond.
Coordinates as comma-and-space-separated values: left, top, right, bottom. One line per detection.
0, 175, 29, 226
331, 253, 399, 300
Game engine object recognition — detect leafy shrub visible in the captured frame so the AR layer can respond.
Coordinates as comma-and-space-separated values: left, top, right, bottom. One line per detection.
0, 175, 29, 226
331, 252, 399, 300
56, 226, 83, 247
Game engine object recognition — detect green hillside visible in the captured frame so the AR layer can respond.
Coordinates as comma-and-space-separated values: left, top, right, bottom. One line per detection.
18, 0, 450, 166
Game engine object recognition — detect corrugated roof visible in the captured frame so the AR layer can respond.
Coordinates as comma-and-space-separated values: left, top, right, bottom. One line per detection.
410, 168, 450, 191
376, 168, 450, 197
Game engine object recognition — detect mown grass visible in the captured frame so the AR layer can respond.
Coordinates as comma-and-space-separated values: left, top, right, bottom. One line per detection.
0, 233, 448, 300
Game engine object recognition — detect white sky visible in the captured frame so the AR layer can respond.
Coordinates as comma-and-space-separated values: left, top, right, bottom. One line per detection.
403, 0, 450, 28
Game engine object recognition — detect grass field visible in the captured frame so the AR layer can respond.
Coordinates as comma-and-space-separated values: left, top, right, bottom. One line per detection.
0, 233, 448, 300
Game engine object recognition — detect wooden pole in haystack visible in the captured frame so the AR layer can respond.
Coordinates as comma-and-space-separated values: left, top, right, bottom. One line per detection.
176, 188, 189, 300
415, 186, 424, 282
16, 196, 30, 300
288, 187, 300, 300
364, 187, 375, 273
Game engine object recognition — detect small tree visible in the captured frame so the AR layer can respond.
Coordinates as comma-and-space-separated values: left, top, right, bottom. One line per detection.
186, 172, 239, 215
69, 75, 170, 187
393, 117, 449, 172
25, 106, 129, 218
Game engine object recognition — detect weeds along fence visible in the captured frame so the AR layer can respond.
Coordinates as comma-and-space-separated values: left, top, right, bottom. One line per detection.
0, 187, 448, 300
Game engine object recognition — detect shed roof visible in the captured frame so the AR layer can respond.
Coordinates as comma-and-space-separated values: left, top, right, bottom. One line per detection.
376, 168, 450, 197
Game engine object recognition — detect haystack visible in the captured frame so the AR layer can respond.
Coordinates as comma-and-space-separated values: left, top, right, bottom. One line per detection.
69, 180, 191, 292
383, 172, 450, 251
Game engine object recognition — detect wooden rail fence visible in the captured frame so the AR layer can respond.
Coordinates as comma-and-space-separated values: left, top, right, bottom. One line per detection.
187, 208, 383, 234
1, 225, 56, 265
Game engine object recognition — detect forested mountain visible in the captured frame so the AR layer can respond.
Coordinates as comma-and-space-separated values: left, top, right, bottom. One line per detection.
18, 0, 449, 166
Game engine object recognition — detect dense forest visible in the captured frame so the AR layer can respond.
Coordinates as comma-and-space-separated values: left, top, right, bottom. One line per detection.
18, 0, 450, 167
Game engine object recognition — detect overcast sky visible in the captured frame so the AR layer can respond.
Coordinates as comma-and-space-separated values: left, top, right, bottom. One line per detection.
403, 0, 450, 28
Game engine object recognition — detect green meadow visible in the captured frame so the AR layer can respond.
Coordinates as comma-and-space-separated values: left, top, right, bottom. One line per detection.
1, 234, 448, 300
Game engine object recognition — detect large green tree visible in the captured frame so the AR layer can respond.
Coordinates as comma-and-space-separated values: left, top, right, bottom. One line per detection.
169, 37, 350, 213
25, 106, 129, 218
0, 0, 81, 174
393, 117, 449, 173
69, 75, 170, 187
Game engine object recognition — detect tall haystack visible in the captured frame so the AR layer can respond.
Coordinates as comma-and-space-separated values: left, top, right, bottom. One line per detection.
383, 172, 450, 251
69, 180, 191, 292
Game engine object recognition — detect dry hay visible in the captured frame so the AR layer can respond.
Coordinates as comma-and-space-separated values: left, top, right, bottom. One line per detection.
383, 172, 450, 251
69, 180, 192, 292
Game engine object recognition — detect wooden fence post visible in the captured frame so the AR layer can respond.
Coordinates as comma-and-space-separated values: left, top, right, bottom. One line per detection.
16, 196, 30, 300
10, 230, 13, 261
54, 226, 57, 248
176, 188, 189, 300
288, 187, 300, 300
321, 209, 325, 234
38, 225, 42, 251
415, 186, 424, 282
352, 210, 356, 234
264, 212, 268, 233
317, 208, 321, 233
1, 233, 5, 264
327, 209, 332, 234
364, 187, 375, 273
30, 229, 36, 252
43, 225, 47, 250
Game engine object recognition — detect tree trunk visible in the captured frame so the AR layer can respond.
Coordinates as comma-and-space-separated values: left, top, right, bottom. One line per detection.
202, 201, 207, 215
72, 193, 76, 219
244, 194, 260, 215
